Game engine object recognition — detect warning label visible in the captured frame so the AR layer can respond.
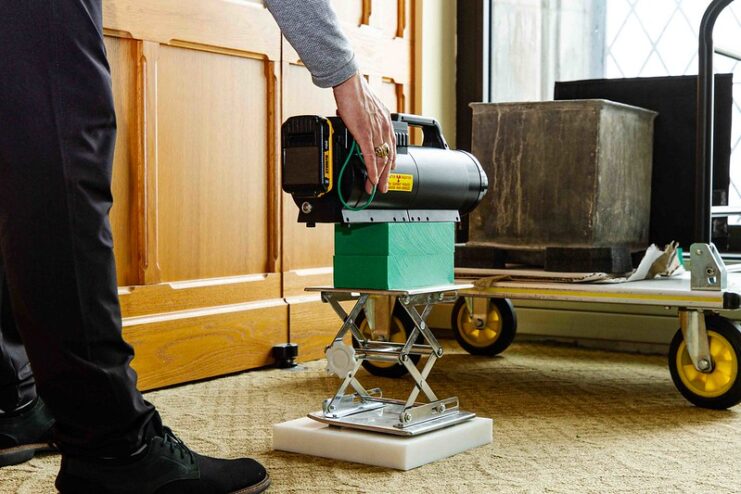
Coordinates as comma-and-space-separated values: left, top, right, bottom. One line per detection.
387, 173, 414, 192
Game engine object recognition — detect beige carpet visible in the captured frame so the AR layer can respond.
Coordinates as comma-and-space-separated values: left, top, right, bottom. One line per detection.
2, 340, 740, 493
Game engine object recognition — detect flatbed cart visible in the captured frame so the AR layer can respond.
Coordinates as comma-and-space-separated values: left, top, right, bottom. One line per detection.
353, 247, 741, 410
449, 251, 741, 411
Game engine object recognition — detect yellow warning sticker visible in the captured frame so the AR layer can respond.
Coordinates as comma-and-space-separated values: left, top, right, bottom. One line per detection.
388, 173, 414, 192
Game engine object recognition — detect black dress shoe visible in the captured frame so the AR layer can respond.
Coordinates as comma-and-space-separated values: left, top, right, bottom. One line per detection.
55, 427, 270, 494
0, 398, 56, 467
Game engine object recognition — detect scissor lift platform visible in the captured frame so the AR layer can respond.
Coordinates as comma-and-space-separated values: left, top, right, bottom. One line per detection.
272, 284, 493, 470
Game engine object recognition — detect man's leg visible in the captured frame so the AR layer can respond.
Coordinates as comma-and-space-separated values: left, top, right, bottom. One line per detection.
0, 0, 155, 457
0, 257, 36, 414
0, 2, 268, 491
0, 255, 55, 467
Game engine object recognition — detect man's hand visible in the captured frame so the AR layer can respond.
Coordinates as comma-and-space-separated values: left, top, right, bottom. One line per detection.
333, 73, 396, 194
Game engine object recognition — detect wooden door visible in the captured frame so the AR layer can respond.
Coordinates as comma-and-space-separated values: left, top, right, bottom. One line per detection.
102, 0, 422, 384
281, 0, 420, 361
104, 0, 286, 390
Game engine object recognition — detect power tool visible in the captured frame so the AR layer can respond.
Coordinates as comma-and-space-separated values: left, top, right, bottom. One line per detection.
282, 113, 488, 226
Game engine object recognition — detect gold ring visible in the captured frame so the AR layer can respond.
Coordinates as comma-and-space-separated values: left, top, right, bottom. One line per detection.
374, 143, 390, 158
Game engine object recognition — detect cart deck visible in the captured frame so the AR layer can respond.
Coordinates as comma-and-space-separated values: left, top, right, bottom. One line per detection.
455, 269, 741, 310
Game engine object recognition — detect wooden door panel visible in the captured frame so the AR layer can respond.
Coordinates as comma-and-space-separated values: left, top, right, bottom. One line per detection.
281, 1, 419, 351
280, 0, 415, 276
370, 0, 402, 38
103, 0, 280, 60
118, 273, 282, 317
281, 63, 337, 287
103, 0, 287, 385
283, 64, 337, 117
156, 45, 270, 282
100, 0, 420, 377
125, 300, 287, 390
379, 79, 403, 113
332, 0, 364, 25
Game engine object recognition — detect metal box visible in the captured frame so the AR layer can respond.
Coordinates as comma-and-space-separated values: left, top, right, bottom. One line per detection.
469, 100, 657, 263
554, 75, 734, 249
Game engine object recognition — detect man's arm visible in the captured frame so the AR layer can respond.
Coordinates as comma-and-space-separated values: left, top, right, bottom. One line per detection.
265, 0, 358, 88
265, 0, 396, 193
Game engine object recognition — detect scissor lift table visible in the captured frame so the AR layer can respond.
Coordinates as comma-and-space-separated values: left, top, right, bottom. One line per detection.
273, 283, 493, 470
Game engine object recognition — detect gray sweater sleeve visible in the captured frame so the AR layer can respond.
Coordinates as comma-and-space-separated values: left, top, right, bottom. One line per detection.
265, 0, 359, 88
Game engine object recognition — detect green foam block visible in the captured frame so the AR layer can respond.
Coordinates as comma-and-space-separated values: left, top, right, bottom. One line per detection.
335, 222, 455, 256
333, 222, 455, 290
333, 253, 454, 290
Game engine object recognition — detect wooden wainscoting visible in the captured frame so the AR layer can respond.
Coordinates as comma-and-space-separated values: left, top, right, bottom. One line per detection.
103, 0, 422, 385
104, 0, 285, 390
123, 300, 287, 390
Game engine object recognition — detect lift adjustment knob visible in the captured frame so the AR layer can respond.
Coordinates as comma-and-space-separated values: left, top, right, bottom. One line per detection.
325, 341, 357, 378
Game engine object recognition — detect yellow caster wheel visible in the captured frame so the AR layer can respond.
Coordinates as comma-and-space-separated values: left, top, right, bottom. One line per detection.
353, 304, 420, 378
668, 315, 741, 409
451, 297, 517, 356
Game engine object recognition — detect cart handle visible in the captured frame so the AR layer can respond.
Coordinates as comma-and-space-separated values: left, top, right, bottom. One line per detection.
695, 0, 736, 243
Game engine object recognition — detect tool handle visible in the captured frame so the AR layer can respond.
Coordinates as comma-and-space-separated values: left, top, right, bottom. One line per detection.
391, 113, 449, 149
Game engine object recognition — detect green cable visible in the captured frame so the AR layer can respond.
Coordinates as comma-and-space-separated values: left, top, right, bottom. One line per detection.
337, 140, 377, 211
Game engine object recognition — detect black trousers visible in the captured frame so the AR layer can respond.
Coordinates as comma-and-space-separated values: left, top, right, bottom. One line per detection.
0, 1, 156, 456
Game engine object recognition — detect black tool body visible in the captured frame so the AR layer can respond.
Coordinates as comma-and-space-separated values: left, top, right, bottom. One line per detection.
282, 113, 488, 225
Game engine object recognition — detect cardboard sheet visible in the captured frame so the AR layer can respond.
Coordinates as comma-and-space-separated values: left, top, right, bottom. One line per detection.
457, 243, 684, 287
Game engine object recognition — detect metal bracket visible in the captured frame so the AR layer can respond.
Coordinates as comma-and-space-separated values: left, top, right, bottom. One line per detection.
341, 209, 460, 224
322, 388, 384, 418
406, 210, 461, 223
678, 309, 714, 372
364, 295, 394, 341
690, 242, 727, 290
398, 397, 460, 428
465, 296, 490, 327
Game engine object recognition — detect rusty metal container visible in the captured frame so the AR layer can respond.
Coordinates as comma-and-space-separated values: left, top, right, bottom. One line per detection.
468, 100, 657, 267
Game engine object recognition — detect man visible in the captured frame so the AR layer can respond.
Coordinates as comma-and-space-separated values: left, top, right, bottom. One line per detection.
0, 0, 396, 492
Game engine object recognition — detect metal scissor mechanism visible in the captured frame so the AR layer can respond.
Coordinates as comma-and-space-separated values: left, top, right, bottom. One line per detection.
306, 284, 476, 436
465, 295, 491, 328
